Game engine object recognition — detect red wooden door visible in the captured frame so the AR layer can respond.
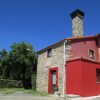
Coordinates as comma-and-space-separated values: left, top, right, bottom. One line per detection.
48, 67, 58, 94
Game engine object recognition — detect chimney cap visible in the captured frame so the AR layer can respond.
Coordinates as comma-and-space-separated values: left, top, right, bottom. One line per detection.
70, 9, 84, 18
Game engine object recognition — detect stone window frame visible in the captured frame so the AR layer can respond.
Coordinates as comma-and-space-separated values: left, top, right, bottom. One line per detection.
89, 49, 95, 60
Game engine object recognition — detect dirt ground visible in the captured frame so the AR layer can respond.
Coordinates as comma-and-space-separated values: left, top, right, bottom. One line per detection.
0, 95, 65, 100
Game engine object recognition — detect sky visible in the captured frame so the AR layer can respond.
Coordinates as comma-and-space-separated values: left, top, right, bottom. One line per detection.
0, 0, 100, 51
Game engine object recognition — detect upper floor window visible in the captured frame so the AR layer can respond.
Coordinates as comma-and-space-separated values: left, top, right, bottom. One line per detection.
89, 49, 95, 60
96, 68, 100, 83
47, 48, 52, 58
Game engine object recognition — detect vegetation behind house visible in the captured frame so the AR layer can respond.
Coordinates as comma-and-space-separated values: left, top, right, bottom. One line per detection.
0, 42, 37, 89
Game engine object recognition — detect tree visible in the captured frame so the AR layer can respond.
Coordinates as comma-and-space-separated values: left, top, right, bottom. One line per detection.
9, 42, 37, 89
0, 49, 10, 79
0, 42, 37, 89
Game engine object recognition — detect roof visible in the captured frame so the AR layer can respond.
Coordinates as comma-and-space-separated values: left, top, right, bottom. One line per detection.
65, 35, 97, 41
38, 34, 100, 53
66, 57, 100, 64
38, 39, 64, 53
70, 9, 84, 18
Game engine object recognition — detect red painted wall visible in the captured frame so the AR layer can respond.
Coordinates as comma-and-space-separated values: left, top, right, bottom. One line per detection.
66, 60, 83, 96
71, 39, 99, 62
66, 59, 100, 97
82, 60, 100, 96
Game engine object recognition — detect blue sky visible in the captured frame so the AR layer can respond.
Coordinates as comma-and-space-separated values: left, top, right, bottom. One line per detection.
0, 0, 100, 51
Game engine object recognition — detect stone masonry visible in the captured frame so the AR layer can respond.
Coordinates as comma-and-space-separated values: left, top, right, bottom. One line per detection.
36, 42, 64, 95
97, 38, 100, 62
71, 10, 84, 37
72, 16, 84, 37
36, 41, 72, 95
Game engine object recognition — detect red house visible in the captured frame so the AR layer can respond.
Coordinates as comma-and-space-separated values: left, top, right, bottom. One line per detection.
37, 9, 100, 97
66, 35, 100, 97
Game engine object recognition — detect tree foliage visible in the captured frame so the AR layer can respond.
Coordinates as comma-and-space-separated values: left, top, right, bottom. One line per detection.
0, 42, 37, 89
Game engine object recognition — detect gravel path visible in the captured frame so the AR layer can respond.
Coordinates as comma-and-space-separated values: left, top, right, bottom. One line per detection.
0, 92, 65, 100
0, 96, 65, 100
0, 93, 100, 100
8, 91, 33, 96
1, 96, 100, 100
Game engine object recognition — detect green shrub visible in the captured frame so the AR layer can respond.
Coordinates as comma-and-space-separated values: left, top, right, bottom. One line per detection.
31, 72, 36, 90
0, 79, 22, 88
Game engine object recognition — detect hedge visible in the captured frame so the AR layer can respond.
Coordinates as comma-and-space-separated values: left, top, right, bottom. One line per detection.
0, 79, 22, 88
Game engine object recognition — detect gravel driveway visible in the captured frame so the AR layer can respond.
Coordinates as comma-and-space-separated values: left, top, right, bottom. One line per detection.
0, 92, 65, 100
0, 88, 65, 100
0, 95, 65, 100
1, 94, 100, 100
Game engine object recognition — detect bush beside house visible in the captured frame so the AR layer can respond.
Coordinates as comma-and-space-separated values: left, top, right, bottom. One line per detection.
0, 79, 22, 88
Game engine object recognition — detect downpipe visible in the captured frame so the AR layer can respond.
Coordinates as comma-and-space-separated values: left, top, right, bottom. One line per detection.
62, 40, 67, 97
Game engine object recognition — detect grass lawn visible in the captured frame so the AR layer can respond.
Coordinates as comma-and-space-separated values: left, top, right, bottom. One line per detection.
0, 88, 48, 96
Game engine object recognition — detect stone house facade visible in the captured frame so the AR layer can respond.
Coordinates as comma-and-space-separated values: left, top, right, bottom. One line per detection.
37, 41, 65, 94
36, 9, 100, 97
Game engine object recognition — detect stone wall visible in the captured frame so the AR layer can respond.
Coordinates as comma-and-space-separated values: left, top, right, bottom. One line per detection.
72, 16, 84, 37
36, 41, 72, 95
36, 42, 65, 94
97, 38, 100, 62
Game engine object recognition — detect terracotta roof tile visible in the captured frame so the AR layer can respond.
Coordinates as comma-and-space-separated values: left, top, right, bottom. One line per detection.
66, 57, 100, 64
38, 34, 100, 52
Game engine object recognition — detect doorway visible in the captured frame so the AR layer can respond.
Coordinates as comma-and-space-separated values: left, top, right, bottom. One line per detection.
48, 67, 58, 94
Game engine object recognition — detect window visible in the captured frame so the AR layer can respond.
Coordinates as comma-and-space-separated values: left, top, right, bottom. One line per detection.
89, 49, 95, 60
52, 71, 56, 85
47, 48, 52, 58
96, 69, 100, 82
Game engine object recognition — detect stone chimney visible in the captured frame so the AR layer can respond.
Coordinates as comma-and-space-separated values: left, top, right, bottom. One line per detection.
70, 9, 84, 37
